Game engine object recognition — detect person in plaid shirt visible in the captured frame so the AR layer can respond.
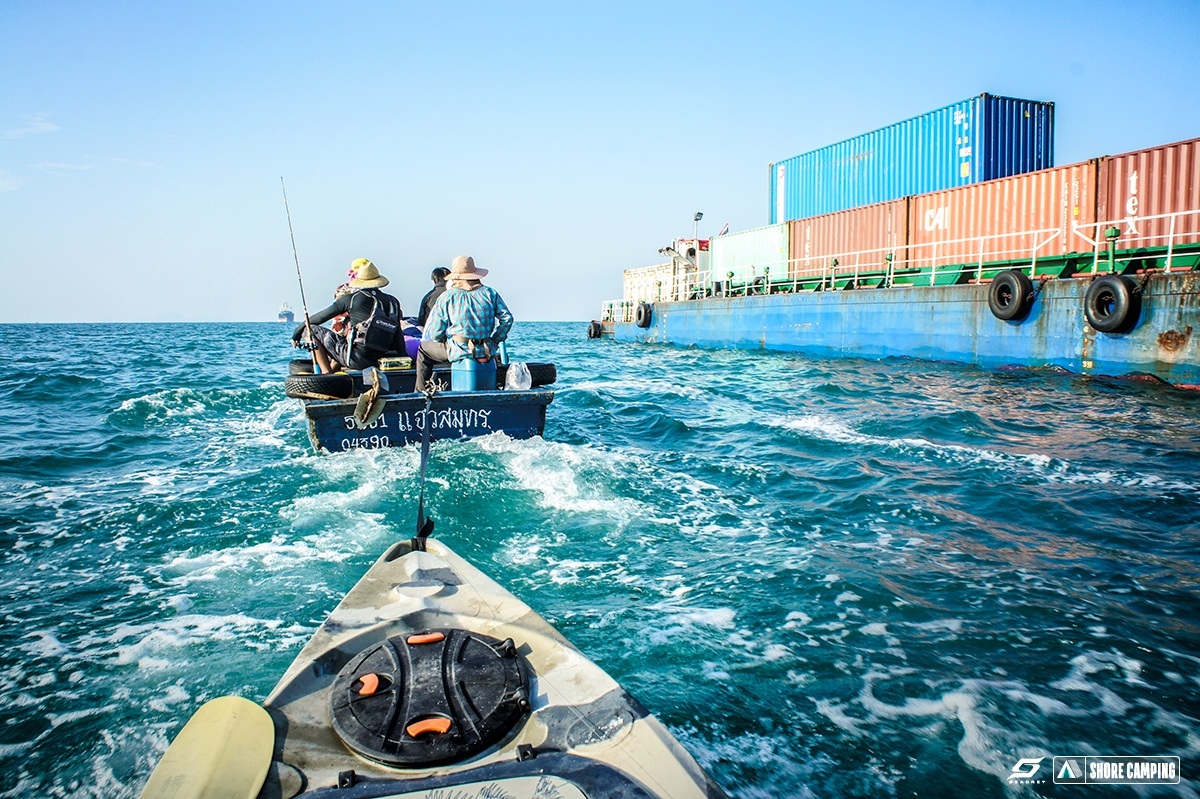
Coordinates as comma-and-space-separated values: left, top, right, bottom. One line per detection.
416, 255, 514, 391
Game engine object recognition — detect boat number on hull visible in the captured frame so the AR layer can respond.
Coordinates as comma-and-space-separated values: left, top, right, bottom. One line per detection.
341, 435, 390, 450
337, 407, 494, 450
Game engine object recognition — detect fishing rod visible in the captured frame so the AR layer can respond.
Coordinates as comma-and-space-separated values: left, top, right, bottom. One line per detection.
280, 177, 319, 373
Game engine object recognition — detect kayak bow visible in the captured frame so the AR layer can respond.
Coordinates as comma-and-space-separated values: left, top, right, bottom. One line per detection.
141, 537, 727, 799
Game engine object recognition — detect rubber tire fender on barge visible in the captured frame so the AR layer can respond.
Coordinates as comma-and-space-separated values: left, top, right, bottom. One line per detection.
634, 302, 652, 329
1084, 275, 1141, 334
284, 372, 355, 399
586, 320, 602, 339
987, 270, 1035, 321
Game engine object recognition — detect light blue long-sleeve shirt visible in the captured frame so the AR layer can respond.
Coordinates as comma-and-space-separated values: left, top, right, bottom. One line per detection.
423, 284, 514, 362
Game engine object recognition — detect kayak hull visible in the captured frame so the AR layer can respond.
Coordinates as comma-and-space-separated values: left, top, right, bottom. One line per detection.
257, 539, 727, 798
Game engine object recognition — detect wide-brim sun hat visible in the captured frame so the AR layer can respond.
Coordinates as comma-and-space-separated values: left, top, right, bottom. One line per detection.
449, 255, 488, 280
348, 258, 390, 288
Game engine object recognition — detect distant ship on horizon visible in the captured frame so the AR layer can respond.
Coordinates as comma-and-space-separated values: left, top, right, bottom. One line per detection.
278, 303, 294, 324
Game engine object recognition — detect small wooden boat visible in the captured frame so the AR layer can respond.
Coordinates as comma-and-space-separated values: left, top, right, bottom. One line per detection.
284, 359, 557, 452
140, 536, 728, 798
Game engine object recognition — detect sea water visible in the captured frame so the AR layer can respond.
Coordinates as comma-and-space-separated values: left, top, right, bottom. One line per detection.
1, 321, 1197, 798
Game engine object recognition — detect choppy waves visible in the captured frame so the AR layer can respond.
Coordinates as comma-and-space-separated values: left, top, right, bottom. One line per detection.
1, 323, 1198, 797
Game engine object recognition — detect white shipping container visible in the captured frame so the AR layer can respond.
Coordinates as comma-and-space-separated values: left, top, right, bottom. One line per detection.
709, 224, 790, 285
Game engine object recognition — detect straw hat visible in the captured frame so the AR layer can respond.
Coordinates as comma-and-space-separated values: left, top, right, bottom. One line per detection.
348, 258, 390, 288
449, 255, 488, 281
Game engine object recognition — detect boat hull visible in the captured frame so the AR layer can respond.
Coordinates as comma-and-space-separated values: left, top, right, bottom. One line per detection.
610, 272, 1200, 387
302, 389, 553, 451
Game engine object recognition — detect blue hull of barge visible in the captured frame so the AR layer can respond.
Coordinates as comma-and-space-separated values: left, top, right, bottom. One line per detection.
610, 273, 1200, 387
303, 389, 554, 452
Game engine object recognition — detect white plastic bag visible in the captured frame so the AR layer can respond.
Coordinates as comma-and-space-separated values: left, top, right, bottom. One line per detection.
505, 361, 532, 390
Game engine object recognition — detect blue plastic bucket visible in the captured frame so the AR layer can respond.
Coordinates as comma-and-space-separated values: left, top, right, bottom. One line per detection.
450, 359, 497, 391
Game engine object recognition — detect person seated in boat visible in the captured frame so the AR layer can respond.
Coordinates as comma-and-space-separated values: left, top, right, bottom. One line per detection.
399, 266, 449, 361
292, 258, 404, 373
397, 319, 422, 360
415, 255, 513, 391
328, 273, 357, 339
416, 266, 451, 328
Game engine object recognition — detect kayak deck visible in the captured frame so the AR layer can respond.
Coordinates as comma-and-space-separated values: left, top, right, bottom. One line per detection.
255, 538, 726, 798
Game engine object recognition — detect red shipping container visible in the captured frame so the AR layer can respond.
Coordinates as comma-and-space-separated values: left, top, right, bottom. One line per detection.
787, 199, 909, 280
906, 160, 1099, 278
1096, 137, 1200, 257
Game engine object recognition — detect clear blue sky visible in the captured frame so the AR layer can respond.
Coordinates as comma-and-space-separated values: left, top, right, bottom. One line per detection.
2, 0, 1197, 323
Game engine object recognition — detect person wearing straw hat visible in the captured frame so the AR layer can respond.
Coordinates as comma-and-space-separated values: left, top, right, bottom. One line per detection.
292, 258, 404, 373
416, 255, 513, 391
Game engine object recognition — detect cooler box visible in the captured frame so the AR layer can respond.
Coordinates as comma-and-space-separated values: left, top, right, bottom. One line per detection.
451, 358, 497, 391
378, 357, 412, 371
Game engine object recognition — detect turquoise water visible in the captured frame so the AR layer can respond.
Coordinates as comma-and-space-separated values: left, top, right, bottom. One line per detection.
1, 321, 1198, 798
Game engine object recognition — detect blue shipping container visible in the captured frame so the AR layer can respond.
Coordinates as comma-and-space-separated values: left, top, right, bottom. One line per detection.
768, 93, 1054, 224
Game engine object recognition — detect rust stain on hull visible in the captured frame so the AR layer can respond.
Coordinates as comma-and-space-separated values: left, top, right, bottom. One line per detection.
1157, 325, 1193, 352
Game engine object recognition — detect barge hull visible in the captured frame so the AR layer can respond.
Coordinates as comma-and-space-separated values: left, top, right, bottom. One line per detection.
610, 273, 1200, 387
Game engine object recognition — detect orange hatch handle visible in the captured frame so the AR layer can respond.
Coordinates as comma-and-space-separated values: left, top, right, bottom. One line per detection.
357, 673, 382, 696
406, 717, 453, 737
407, 632, 446, 645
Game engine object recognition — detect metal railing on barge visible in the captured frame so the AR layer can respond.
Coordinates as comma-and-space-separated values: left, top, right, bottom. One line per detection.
601, 208, 1200, 321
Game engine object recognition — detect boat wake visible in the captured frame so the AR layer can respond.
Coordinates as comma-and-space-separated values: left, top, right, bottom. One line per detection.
775, 412, 1200, 496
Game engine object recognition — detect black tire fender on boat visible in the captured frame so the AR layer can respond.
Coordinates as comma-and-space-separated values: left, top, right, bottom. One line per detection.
284, 373, 355, 399
987, 270, 1034, 321
498, 362, 557, 388
586, 320, 602, 339
1085, 275, 1140, 333
634, 301, 652, 329
289, 359, 315, 375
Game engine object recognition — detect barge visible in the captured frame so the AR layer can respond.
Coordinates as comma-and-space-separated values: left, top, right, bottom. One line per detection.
598, 107, 1199, 387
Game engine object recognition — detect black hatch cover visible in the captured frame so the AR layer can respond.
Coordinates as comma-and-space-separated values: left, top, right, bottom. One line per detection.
329, 629, 531, 767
